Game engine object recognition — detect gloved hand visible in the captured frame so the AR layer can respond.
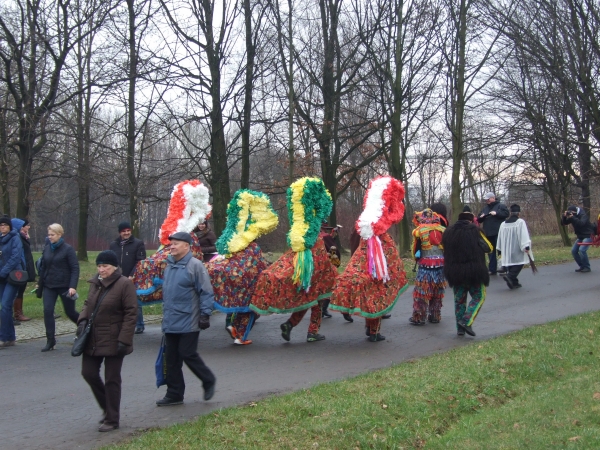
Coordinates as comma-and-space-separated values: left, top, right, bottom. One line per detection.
199, 315, 211, 330
76, 320, 88, 338
117, 342, 128, 356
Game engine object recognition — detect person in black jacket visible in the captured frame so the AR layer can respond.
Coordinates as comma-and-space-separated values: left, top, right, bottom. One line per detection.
11, 218, 35, 324
562, 205, 594, 273
193, 221, 217, 263
39, 223, 80, 352
109, 221, 146, 333
478, 192, 510, 275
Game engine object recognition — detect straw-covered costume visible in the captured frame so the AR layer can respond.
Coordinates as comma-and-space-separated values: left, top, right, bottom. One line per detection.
329, 176, 408, 342
410, 209, 446, 325
133, 180, 211, 303
250, 177, 337, 343
206, 190, 278, 345
442, 212, 492, 337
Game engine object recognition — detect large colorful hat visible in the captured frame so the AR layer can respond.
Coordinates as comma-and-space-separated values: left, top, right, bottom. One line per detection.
356, 176, 405, 282
158, 180, 212, 246
216, 189, 279, 256
287, 177, 333, 291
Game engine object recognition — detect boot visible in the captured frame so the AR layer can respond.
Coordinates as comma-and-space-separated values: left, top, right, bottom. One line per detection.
41, 335, 56, 352
13, 297, 31, 322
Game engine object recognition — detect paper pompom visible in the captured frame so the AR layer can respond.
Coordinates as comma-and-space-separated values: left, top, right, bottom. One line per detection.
159, 180, 212, 245
357, 176, 405, 239
216, 189, 279, 256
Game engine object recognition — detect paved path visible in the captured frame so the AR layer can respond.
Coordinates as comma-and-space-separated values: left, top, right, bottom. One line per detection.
1, 261, 598, 450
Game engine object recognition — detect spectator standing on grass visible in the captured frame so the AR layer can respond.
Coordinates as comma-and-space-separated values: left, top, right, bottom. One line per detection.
39, 223, 80, 352
0, 215, 24, 348
561, 205, 594, 273
79, 250, 138, 432
109, 221, 146, 334
12, 218, 34, 324
478, 192, 509, 275
496, 204, 533, 289
156, 232, 216, 406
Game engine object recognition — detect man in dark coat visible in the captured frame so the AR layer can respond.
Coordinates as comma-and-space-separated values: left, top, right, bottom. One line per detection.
443, 212, 493, 337
561, 205, 595, 273
478, 192, 509, 275
110, 221, 146, 333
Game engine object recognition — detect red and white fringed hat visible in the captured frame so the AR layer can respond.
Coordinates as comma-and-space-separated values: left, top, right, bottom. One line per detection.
356, 176, 405, 239
158, 180, 212, 245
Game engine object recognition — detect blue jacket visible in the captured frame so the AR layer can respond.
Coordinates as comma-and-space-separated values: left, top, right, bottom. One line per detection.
162, 251, 214, 334
0, 228, 24, 279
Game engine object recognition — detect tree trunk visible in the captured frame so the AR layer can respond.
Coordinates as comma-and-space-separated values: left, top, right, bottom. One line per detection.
126, 0, 139, 235
240, 0, 255, 189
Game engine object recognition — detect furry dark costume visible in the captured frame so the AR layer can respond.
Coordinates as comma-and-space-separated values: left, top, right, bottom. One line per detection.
442, 220, 491, 287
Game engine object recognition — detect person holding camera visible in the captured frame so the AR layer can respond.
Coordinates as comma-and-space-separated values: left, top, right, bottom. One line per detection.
38, 223, 80, 352
155, 232, 216, 407
79, 250, 138, 432
562, 205, 594, 273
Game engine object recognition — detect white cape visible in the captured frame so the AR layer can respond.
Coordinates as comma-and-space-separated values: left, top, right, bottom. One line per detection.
496, 218, 533, 266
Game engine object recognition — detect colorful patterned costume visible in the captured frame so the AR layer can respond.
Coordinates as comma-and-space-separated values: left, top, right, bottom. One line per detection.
250, 177, 336, 342
207, 189, 279, 345
330, 176, 408, 341
410, 209, 446, 325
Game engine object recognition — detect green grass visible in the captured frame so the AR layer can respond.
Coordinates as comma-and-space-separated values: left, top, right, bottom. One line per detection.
107, 312, 600, 449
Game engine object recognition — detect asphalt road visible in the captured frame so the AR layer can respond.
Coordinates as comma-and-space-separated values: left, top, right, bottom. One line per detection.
1, 260, 598, 450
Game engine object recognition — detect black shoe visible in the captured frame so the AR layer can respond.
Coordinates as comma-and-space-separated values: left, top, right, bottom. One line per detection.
322, 310, 332, 318
134, 327, 144, 334
503, 275, 514, 290
457, 328, 465, 336
457, 320, 475, 336
580, 267, 591, 273
204, 382, 215, 401
41, 338, 56, 352
14, 319, 21, 326
381, 314, 391, 319
98, 423, 119, 432
489, 271, 497, 275
343, 313, 354, 323
513, 283, 522, 289
427, 315, 440, 324
497, 267, 507, 274
365, 327, 370, 337
156, 397, 183, 406
369, 334, 386, 342
307, 333, 326, 342
280, 321, 292, 341
54, 313, 61, 319
409, 317, 425, 326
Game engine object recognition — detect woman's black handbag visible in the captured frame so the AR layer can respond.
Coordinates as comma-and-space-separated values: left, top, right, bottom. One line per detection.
8, 269, 29, 286
71, 287, 111, 357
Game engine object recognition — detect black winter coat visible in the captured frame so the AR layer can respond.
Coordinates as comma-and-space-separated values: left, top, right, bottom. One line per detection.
20, 232, 36, 282
194, 228, 217, 262
443, 220, 492, 287
478, 201, 510, 237
561, 210, 595, 239
40, 241, 79, 289
109, 236, 147, 277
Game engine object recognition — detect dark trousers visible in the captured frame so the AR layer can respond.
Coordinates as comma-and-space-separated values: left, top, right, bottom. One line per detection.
81, 354, 124, 426
487, 235, 498, 273
165, 332, 216, 401
506, 264, 524, 285
42, 287, 79, 337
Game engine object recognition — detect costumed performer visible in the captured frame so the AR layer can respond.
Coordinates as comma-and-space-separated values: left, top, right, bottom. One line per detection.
249, 177, 337, 343
409, 209, 446, 326
205, 190, 278, 345
442, 211, 492, 337
133, 180, 211, 304
496, 204, 533, 289
329, 176, 408, 342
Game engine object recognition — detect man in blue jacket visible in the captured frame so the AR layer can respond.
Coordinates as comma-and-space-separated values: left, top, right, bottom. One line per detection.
156, 232, 216, 406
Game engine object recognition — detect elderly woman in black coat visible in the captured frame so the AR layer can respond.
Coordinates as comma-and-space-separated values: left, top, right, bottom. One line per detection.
38, 223, 80, 352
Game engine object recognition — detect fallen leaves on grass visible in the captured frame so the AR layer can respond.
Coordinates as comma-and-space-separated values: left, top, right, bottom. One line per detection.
593, 392, 600, 400
568, 436, 581, 442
